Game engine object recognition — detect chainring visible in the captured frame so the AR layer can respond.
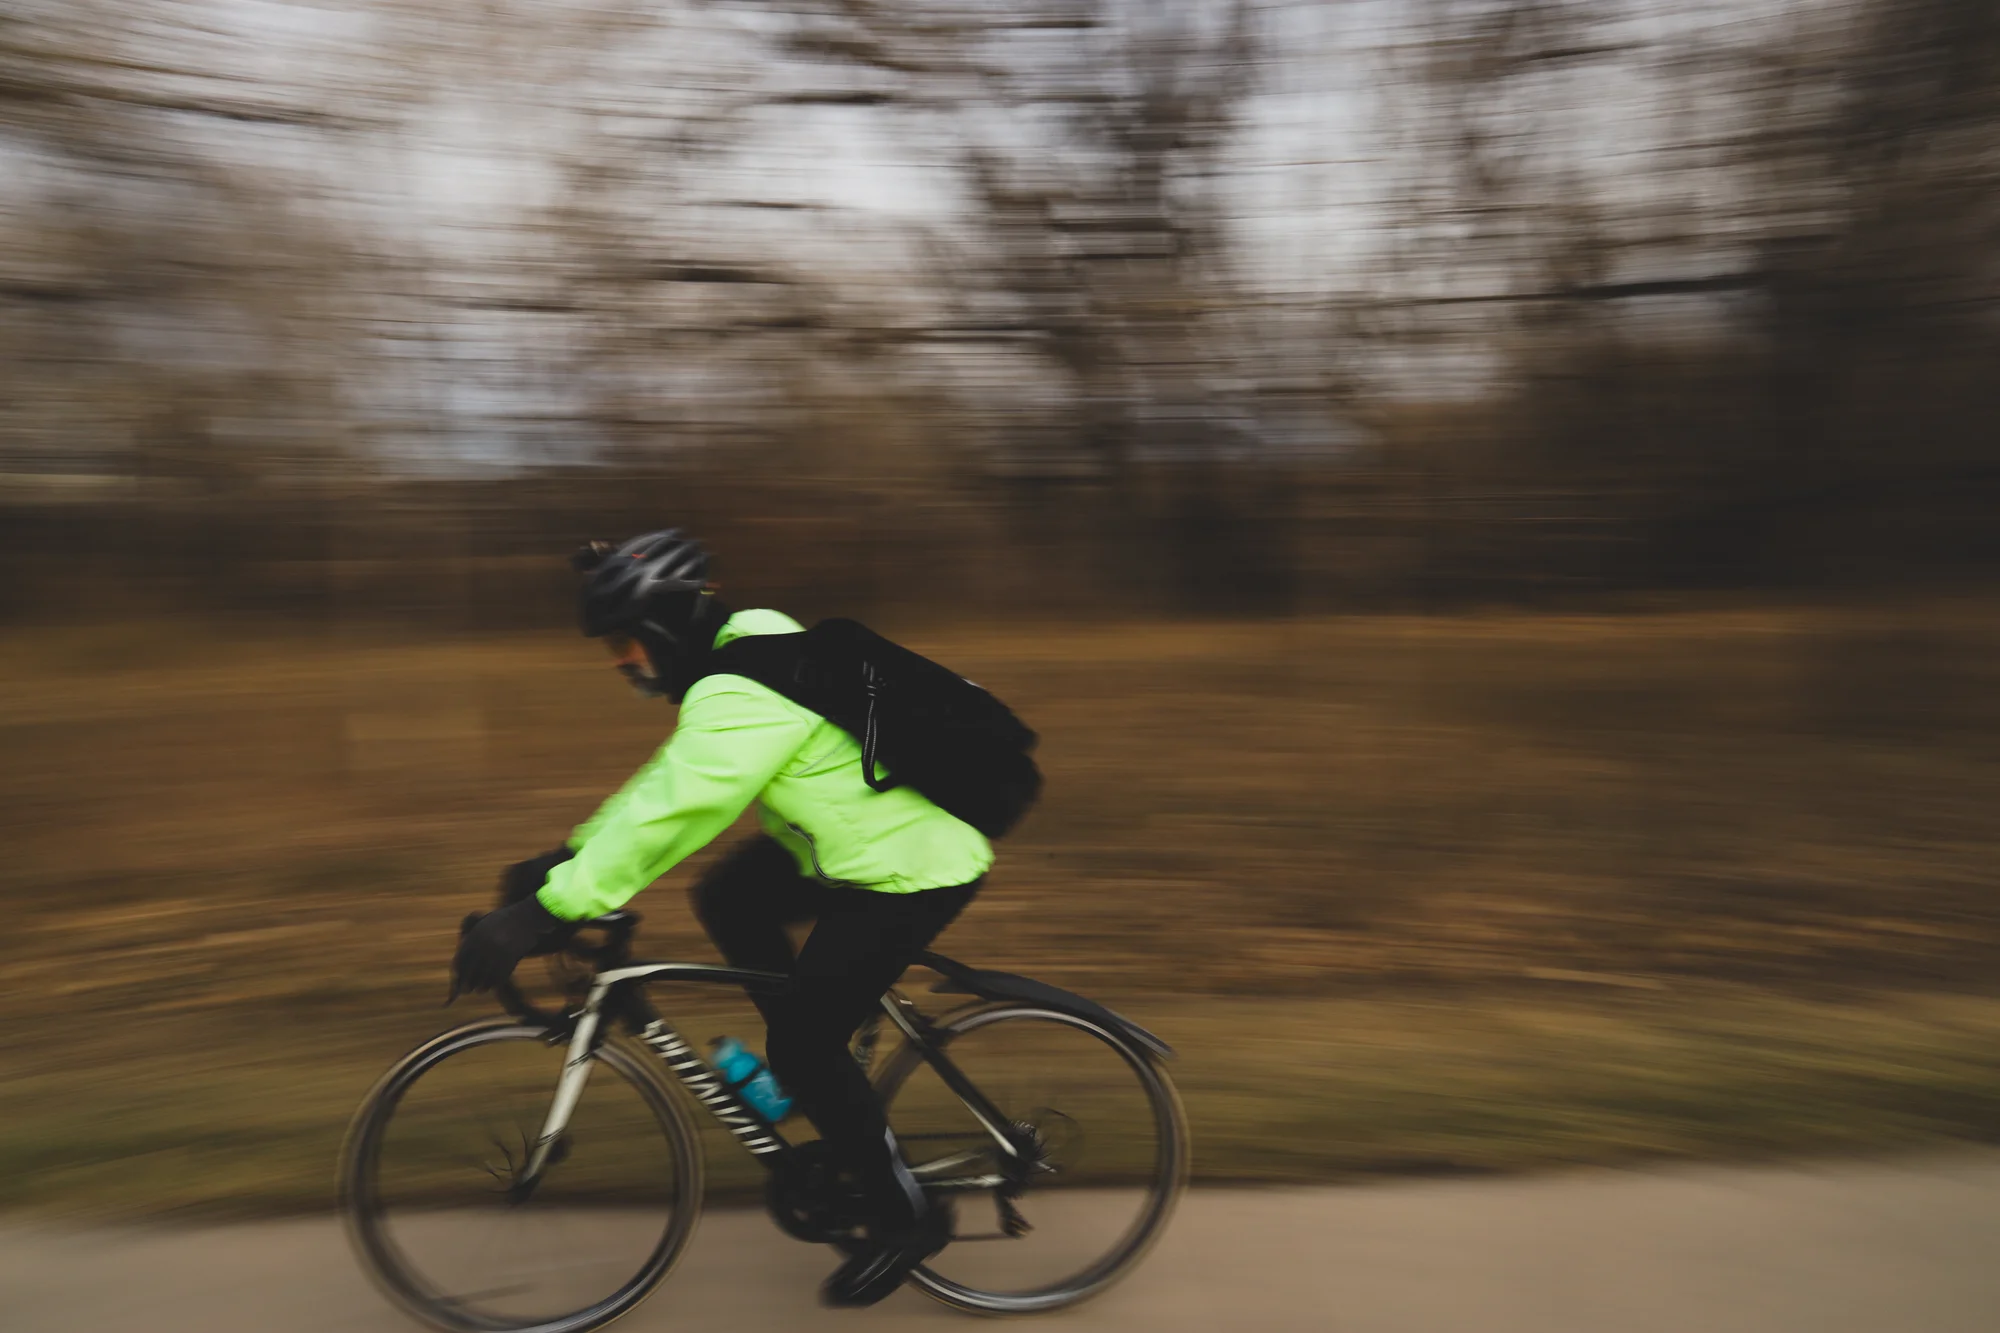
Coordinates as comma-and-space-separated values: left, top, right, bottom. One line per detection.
765, 1141, 870, 1248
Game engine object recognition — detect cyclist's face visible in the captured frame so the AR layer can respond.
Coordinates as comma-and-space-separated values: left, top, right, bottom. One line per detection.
604, 634, 664, 696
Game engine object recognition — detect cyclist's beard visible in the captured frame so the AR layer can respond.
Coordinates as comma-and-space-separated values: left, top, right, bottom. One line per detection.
617, 659, 671, 700
628, 633, 707, 703
630, 598, 728, 703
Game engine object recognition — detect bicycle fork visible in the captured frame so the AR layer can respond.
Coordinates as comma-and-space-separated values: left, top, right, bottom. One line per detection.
515, 1006, 605, 1193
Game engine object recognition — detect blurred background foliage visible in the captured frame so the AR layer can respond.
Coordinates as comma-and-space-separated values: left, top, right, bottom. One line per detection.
4, 0, 2000, 1211
4, 0, 1997, 620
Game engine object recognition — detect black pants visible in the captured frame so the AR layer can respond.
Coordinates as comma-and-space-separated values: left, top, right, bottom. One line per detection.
690, 837, 980, 1215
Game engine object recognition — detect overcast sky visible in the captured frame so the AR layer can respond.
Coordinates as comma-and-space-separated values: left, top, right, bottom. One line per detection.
2, 0, 1815, 468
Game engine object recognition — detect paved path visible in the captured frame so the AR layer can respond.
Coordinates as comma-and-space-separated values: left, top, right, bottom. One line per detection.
7, 1157, 2000, 1332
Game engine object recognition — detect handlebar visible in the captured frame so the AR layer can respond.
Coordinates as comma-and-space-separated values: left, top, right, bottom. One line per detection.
494, 973, 567, 1029
477, 910, 645, 1030
557, 909, 643, 964
463, 909, 792, 1030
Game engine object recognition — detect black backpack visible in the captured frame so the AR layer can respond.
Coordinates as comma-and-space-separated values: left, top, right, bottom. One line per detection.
705, 619, 1041, 838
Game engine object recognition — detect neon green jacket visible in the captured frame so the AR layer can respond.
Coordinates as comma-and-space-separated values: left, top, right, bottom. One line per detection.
536, 609, 995, 921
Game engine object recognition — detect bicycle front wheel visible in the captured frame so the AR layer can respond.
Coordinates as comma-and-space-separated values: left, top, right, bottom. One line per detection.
876, 1003, 1190, 1314
340, 1019, 703, 1333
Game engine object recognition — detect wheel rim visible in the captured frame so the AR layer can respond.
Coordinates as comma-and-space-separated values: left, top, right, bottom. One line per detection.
875, 1004, 1188, 1312
342, 1024, 702, 1333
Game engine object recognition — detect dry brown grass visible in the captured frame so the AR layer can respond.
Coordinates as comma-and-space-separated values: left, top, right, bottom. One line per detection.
11, 601, 2000, 999
6, 988, 2000, 1218
4, 602, 2000, 1211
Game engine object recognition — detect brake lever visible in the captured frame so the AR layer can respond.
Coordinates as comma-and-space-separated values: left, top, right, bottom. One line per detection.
444, 911, 484, 1007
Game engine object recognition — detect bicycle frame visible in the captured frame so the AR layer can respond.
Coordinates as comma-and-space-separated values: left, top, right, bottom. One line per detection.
507, 956, 1029, 1193
355, 907, 1187, 1332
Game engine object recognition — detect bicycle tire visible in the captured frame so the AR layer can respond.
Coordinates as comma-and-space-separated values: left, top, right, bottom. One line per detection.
874, 1003, 1190, 1315
340, 1018, 704, 1333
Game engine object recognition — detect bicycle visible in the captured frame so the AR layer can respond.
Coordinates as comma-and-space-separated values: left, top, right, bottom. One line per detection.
339, 910, 1189, 1333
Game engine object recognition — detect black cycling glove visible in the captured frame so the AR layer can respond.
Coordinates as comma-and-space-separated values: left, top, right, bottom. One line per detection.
450, 893, 569, 1000
501, 846, 584, 959
498, 846, 575, 908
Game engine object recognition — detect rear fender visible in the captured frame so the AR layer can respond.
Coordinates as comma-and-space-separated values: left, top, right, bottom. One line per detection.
914, 951, 1175, 1060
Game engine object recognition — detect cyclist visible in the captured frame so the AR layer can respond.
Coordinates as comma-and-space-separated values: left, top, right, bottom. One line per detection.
450, 528, 990, 1308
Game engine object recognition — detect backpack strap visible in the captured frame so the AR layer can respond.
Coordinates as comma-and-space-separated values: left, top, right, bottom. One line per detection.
705, 628, 904, 793
859, 662, 897, 793
704, 631, 810, 700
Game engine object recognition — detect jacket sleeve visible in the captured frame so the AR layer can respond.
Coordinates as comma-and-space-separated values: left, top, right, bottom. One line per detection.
564, 758, 646, 851
537, 682, 815, 920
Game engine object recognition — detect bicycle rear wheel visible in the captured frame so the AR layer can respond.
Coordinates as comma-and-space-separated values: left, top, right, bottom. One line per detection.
875, 1003, 1189, 1314
340, 1018, 703, 1333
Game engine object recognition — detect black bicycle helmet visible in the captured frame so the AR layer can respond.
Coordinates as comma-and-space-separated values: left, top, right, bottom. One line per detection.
574, 528, 712, 637
573, 529, 728, 700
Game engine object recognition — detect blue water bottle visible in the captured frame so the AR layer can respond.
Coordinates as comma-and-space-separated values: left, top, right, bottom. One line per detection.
709, 1037, 794, 1123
